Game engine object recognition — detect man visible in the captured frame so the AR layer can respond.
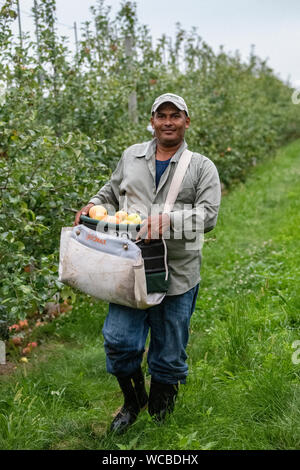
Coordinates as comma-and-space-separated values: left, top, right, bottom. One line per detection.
74, 93, 221, 433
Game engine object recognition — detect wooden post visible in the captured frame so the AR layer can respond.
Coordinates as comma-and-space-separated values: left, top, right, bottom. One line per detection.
94, 17, 101, 64
33, 0, 43, 86
125, 35, 138, 124
73, 21, 79, 58
33, 0, 40, 61
16, 0, 23, 52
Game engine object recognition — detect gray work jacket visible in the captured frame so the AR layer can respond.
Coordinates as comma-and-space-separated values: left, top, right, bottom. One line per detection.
89, 138, 221, 295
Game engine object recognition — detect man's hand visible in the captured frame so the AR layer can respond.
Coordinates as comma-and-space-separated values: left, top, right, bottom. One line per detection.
136, 213, 170, 243
73, 203, 95, 226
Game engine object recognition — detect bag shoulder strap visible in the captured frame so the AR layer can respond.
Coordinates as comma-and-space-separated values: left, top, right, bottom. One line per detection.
163, 149, 193, 213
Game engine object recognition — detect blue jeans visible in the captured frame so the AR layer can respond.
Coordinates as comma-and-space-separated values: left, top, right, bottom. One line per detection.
102, 284, 199, 384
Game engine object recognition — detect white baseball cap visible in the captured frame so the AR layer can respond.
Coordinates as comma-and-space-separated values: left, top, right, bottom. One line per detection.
151, 93, 189, 116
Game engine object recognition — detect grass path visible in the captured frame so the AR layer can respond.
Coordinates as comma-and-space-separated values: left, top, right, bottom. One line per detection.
1, 139, 300, 450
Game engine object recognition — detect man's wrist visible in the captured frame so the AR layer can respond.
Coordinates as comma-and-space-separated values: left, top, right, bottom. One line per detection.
88, 198, 99, 206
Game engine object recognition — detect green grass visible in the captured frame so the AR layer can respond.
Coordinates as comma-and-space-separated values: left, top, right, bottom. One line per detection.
1, 139, 300, 450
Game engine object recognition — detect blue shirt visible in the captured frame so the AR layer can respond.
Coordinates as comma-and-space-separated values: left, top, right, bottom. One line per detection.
155, 158, 171, 188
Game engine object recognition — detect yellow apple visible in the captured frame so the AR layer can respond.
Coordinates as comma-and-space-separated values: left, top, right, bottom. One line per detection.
126, 213, 142, 224
20, 357, 28, 363
115, 210, 128, 223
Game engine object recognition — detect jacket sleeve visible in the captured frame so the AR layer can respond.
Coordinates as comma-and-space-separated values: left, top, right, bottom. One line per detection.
170, 158, 221, 235
88, 153, 124, 211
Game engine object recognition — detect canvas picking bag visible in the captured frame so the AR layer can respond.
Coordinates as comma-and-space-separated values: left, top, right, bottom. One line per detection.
58, 149, 193, 309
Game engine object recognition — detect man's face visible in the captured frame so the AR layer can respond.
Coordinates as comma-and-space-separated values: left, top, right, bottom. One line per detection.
150, 102, 190, 147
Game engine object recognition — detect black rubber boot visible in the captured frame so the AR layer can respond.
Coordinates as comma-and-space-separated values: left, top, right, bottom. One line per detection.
148, 379, 179, 422
110, 368, 148, 434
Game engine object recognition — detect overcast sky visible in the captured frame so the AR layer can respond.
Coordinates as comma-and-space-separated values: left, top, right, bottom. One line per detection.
12, 0, 300, 87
